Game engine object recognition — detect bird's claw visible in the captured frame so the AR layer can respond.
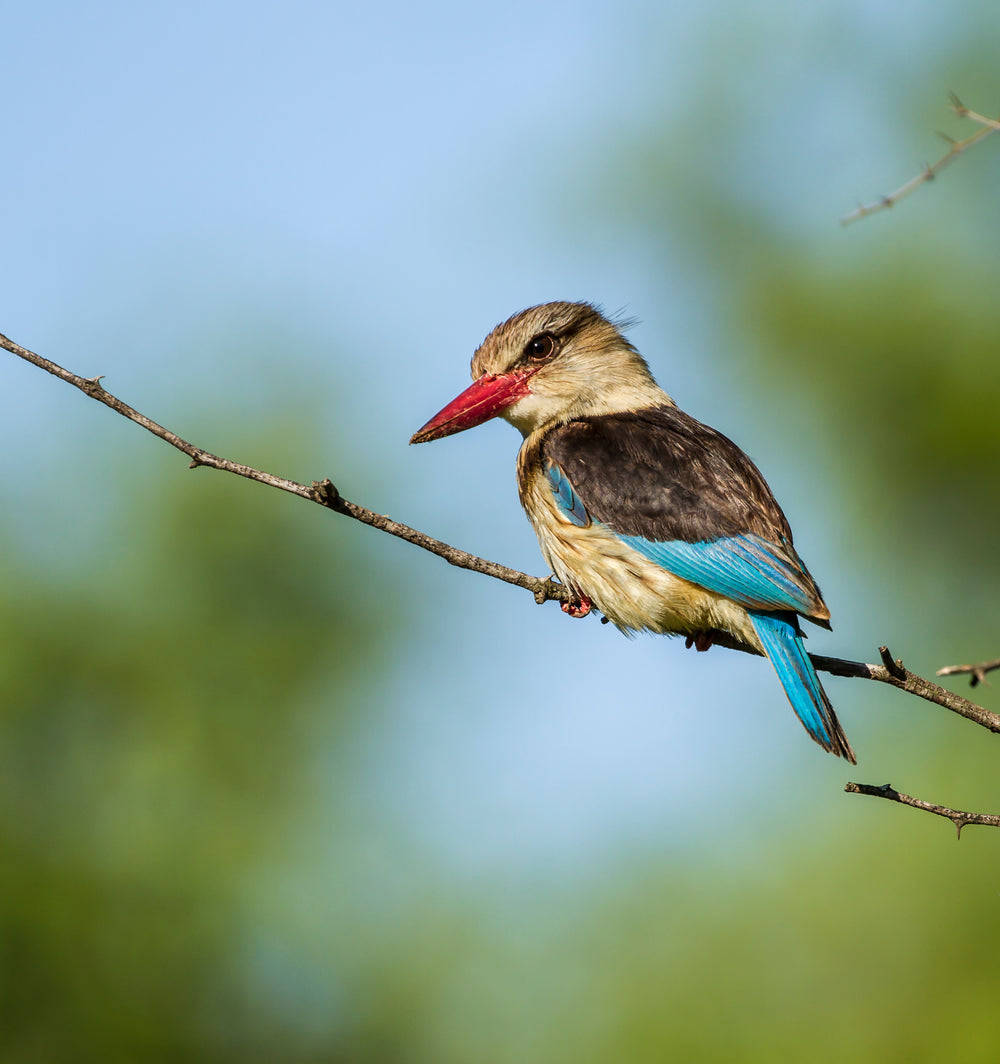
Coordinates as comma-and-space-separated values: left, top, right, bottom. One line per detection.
561, 594, 592, 618
685, 631, 714, 652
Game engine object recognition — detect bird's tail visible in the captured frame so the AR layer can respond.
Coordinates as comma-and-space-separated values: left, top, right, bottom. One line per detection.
749, 611, 856, 763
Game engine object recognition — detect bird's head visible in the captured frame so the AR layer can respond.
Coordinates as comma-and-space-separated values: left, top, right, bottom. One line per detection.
410, 302, 669, 444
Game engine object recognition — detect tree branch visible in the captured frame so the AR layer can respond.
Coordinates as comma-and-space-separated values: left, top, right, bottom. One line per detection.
4, 329, 998, 834
936, 657, 1000, 689
844, 782, 999, 838
841, 94, 1000, 226
838, 650, 1000, 836
814, 646, 1000, 735
0, 330, 572, 608
4, 329, 998, 716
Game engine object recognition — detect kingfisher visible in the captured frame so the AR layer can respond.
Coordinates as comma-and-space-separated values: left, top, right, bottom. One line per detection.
411, 302, 855, 762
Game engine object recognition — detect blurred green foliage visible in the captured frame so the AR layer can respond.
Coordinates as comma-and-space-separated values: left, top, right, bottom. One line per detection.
743, 252, 1000, 578
1, 320, 997, 1062
0, 447, 393, 1061
3, 10, 1000, 1060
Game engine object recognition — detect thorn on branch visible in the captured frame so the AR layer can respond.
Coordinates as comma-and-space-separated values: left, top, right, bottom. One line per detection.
879, 645, 906, 680
311, 478, 341, 508
845, 781, 999, 837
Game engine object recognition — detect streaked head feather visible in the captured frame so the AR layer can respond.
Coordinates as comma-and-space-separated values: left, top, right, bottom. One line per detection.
471, 302, 672, 437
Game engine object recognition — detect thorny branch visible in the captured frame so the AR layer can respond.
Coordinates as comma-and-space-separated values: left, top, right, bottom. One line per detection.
0, 331, 567, 607
2, 329, 997, 834
844, 783, 1000, 840
841, 94, 1000, 226
818, 646, 1000, 736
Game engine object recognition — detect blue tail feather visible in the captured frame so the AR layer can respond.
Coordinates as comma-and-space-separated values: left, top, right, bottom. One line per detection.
749, 611, 855, 762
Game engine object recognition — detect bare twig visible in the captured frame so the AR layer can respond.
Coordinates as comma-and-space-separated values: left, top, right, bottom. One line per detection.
936, 657, 1000, 689
841, 94, 1000, 225
4, 329, 999, 833
845, 782, 999, 839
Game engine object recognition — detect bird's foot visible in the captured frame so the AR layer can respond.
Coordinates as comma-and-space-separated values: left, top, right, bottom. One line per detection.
561, 594, 592, 619
685, 631, 714, 652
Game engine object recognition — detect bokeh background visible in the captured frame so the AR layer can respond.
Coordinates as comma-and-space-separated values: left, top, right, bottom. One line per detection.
2, 2, 999, 1060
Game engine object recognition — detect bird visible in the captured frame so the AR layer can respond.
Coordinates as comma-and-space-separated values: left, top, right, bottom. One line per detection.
410, 302, 855, 762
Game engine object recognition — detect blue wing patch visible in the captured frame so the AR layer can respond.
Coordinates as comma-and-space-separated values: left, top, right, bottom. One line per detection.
619, 533, 816, 615
545, 459, 590, 527
545, 458, 816, 614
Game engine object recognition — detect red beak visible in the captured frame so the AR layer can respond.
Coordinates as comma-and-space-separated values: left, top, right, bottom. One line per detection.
410, 368, 536, 444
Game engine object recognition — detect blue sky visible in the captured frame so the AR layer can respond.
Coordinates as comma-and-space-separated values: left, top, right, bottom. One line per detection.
2, 0, 988, 878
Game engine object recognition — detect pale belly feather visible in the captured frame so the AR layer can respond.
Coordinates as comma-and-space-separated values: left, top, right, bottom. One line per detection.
520, 471, 763, 651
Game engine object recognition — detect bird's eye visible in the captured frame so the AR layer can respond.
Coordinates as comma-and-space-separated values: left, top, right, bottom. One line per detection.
525, 333, 556, 362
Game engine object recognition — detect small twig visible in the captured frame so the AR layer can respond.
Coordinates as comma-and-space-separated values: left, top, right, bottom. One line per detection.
845, 782, 1000, 839
936, 657, 1000, 689
841, 94, 1000, 225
